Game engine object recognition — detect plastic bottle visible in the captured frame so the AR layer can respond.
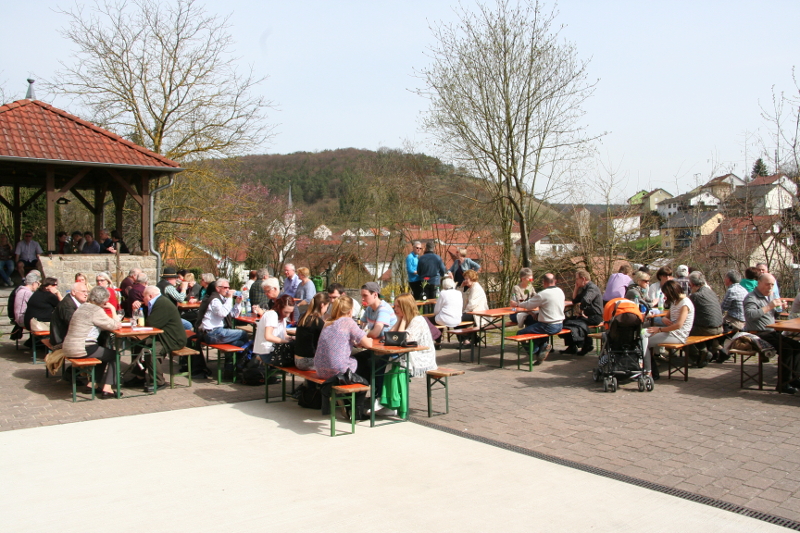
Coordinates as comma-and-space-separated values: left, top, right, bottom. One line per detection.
390, 289, 395, 303
245, 298, 252, 314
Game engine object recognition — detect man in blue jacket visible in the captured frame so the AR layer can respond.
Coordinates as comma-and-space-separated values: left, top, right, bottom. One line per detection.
416, 241, 446, 300
406, 241, 423, 300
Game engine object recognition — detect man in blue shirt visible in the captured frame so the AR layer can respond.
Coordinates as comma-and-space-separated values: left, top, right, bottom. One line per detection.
416, 241, 447, 300
406, 241, 423, 300
360, 281, 397, 339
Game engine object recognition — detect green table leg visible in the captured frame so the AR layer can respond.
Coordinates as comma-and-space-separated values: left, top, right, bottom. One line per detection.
500, 320, 506, 368
151, 336, 158, 393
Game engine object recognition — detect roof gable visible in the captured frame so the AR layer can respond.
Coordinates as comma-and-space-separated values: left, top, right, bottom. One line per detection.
0, 99, 179, 169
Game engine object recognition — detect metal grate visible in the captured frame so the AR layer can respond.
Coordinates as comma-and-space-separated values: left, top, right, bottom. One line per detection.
410, 416, 800, 531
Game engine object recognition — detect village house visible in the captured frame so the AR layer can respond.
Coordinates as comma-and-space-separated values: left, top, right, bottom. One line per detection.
660, 211, 724, 251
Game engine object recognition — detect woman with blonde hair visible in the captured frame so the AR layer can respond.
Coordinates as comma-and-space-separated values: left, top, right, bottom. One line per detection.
389, 293, 437, 377
95, 271, 120, 314
315, 294, 372, 380
294, 266, 317, 320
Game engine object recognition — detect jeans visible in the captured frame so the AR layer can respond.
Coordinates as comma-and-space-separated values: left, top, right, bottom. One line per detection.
207, 327, 248, 347
518, 321, 562, 354
0, 259, 13, 284
181, 318, 193, 330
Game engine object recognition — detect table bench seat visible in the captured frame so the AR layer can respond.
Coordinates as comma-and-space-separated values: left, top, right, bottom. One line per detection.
66, 357, 102, 402
200, 343, 245, 384
426, 367, 465, 417
659, 334, 726, 381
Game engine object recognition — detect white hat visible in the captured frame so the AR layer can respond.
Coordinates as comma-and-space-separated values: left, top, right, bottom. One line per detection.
676, 264, 689, 276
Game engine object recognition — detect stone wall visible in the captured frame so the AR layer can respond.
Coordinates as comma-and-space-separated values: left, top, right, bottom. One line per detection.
39, 254, 158, 296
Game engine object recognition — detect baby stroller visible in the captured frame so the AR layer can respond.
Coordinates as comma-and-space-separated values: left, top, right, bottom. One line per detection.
592, 298, 654, 393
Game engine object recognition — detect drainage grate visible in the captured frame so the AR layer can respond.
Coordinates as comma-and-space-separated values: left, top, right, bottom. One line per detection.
410, 416, 800, 531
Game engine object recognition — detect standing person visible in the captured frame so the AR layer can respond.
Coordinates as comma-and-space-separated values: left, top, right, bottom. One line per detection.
196, 278, 247, 346
15, 231, 43, 273
685, 271, 723, 368
293, 267, 317, 320
130, 286, 187, 392
62, 286, 122, 399
280, 263, 301, 299
360, 281, 396, 339
0, 234, 15, 286
645, 280, 695, 378
253, 295, 295, 365
511, 268, 537, 327
602, 264, 633, 305
511, 273, 565, 365
562, 269, 603, 356
416, 241, 447, 300
448, 248, 481, 287
406, 241, 423, 300
461, 270, 488, 325
293, 292, 330, 370
743, 273, 800, 394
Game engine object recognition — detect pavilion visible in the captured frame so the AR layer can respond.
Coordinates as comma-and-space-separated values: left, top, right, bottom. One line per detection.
0, 87, 182, 256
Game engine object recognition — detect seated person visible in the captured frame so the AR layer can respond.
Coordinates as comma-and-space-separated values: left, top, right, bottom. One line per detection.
511, 267, 536, 327
14, 271, 42, 328
24, 277, 62, 330
625, 270, 653, 310
434, 276, 463, 328
461, 270, 488, 325
254, 295, 295, 364
511, 273, 565, 365
686, 271, 723, 368
196, 278, 247, 346
94, 271, 121, 316
562, 269, 602, 355
361, 281, 396, 339
743, 273, 800, 394
123, 273, 147, 318
720, 270, 747, 334
293, 292, 330, 371
314, 294, 372, 380
80, 232, 101, 254
379, 293, 438, 417
644, 280, 695, 378
324, 283, 361, 319
62, 286, 123, 398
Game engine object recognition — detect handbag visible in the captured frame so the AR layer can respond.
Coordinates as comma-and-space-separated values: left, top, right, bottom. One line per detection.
384, 331, 408, 347
268, 341, 295, 367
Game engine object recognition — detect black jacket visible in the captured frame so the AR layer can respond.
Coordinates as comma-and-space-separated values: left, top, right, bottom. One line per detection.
49, 295, 79, 346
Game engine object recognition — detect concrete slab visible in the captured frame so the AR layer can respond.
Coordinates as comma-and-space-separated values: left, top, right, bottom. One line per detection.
0, 400, 787, 533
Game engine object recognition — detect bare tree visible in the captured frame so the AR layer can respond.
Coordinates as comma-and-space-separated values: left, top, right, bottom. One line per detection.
51, 0, 273, 161
417, 0, 601, 278
761, 68, 800, 177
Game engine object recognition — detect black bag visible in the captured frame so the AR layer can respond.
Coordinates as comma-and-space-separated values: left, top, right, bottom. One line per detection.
384, 331, 418, 347
240, 357, 266, 386
296, 381, 322, 409
268, 341, 295, 367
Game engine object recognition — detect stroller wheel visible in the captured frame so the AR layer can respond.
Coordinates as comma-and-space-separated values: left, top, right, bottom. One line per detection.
603, 377, 609, 392
645, 376, 654, 392
637, 377, 645, 392
610, 377, 618, 392
592, 368, 601, 382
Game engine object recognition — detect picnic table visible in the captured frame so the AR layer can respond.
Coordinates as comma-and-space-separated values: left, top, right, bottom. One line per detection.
767, 317, 800, 392
369, 342, 428, 427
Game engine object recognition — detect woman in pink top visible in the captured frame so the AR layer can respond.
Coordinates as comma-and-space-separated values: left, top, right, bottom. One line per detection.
314, 294, 372, 380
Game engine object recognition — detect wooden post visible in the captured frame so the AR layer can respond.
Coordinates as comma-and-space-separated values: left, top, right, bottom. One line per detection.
13, 185, 21, 244
110, 185, 127, 235
94, 186, 106, 237
46, 169, 56, 251
140, 173, 151, 253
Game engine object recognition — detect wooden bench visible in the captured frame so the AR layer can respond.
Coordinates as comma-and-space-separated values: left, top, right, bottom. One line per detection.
330, 384, 371, 436
17, 329, 50, 364
168, 346, 200, 388
426, 367, 464, 416
66, 357, 102, 402
266, 365, 369, 437
506, 333, 553, 371
200, 343, 245, 384
659, 334, 726, 381
729, 348, 764, 390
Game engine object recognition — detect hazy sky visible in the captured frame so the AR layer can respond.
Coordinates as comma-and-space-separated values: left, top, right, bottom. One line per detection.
2, 1, 799, 201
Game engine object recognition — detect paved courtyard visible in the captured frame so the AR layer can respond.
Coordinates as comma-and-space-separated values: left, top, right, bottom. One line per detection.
2, 335, 799, 527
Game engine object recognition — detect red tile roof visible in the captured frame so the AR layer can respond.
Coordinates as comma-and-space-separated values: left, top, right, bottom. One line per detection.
749, 173, 786, 187
0, 99, 180, 169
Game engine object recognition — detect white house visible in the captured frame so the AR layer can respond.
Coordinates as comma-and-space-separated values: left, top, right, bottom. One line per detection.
727, 183, 795, 216
656, 190, 720, 218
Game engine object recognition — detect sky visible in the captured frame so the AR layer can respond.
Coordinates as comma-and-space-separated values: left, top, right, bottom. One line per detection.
2, 0, 799, 202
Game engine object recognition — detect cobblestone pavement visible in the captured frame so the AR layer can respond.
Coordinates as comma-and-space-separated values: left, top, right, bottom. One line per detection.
2, 336, 799, 523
